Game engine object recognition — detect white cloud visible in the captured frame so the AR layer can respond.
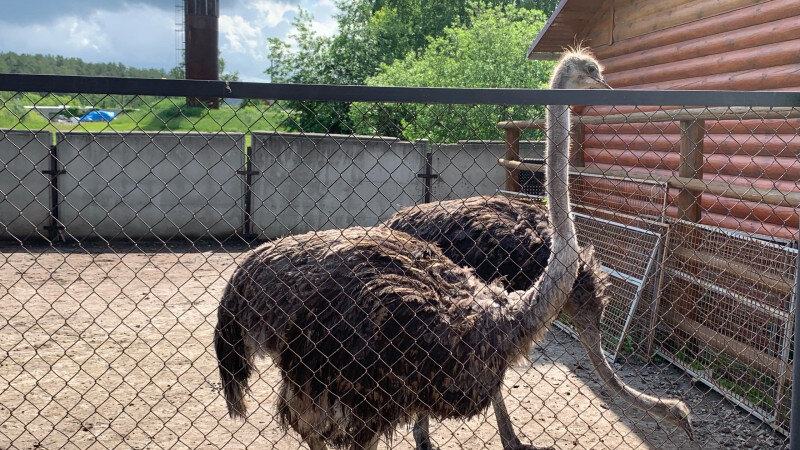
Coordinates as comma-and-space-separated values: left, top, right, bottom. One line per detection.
0, 4, 175, 69
219, 15, 261, 56
252, 1, 299, 27
0, 0, 339, 82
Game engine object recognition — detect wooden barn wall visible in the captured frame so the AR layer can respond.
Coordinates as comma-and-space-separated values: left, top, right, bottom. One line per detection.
578, 0, 800, 240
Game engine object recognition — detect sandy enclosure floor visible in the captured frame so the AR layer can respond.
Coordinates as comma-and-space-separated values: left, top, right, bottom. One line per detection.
0, 241, 788, 450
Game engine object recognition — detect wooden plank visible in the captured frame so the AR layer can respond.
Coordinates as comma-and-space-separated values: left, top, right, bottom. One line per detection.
673, 248, 794, 294
497, 159, 800, 208
602, 16, 800, 74
613, 0, 697, 30
497, 107, 800, 129
585, 162, 800, 197
613, 0, 769, 42
606, 39, 800, 88
663, 310, 791, 379
588, 118, 800, 136
584, 148, 800, 181
593, 0, 800, 60
504, 128, 520, 192
585, 133, 800, 158
581, 0, 614, 47
624, 62, 800, 91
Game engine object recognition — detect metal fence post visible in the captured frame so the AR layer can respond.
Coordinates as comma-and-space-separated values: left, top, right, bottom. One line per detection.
236, 145, 259, 238
415, 140, 437, 204
790, 246, 800, 449
41, 144, 65, 242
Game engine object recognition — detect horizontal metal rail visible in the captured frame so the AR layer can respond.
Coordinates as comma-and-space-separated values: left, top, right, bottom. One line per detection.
2, 73, 800, 106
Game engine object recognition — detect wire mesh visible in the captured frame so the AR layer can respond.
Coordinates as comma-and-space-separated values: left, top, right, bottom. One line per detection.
0, 83, 797, 449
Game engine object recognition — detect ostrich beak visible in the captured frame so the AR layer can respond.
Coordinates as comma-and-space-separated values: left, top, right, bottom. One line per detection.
594, 77, 613, 90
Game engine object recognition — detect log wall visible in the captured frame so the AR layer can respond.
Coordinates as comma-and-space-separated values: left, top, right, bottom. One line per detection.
581, 0, 800, 239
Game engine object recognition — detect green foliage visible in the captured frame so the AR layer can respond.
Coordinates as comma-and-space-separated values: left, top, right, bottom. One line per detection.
353, 4, 553, 142
265, 0, 559, 136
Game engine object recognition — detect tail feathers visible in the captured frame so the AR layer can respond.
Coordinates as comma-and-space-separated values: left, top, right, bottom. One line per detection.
215, 305, 251, 419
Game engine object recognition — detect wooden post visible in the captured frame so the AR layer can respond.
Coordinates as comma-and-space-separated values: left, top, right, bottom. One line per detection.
676, 119, 705, 353
504, 128, 520, 192
569, 123, 585, 168
678, 120, 704, 221
569, 123, 586, 203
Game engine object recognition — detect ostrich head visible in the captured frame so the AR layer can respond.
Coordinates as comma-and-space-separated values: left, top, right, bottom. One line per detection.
549, 47, 612, 90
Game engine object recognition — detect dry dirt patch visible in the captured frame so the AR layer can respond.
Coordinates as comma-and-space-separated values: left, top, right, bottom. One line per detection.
0, 242, 786, 449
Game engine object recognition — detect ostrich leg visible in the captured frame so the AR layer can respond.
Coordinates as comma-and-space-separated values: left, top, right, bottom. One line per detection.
493, 392, 554, 450
412, 415, 434, 450
412, 393, 554, 450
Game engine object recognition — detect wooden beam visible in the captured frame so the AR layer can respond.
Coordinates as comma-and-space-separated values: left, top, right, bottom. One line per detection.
497, 159, 800, 208
663, 310, 791, 380
497, 107, 800, 129
678, 119, 704, 222
673, 248, 794, 294
504, 128, 521, 192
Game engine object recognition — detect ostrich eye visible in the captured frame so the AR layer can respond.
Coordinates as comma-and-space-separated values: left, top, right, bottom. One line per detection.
587, 65, 597, 74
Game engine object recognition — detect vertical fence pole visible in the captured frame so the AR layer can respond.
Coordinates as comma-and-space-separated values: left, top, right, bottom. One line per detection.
504, 128, 520, 192
678, 120, 704, 222
791, 247, 800, 449
42, 144, 64, 242
676, 119, 705, 351
236, 145, 259, 239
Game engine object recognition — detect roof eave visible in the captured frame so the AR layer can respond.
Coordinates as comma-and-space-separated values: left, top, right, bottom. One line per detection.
527, 0, 570, 60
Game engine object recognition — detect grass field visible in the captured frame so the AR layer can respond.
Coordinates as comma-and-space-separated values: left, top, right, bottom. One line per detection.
0, 98, 290, 135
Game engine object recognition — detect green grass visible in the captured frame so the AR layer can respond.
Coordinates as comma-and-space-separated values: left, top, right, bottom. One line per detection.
0, 99, 289, 135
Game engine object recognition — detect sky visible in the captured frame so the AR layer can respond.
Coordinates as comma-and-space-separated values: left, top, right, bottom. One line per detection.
0, 1, 339, 82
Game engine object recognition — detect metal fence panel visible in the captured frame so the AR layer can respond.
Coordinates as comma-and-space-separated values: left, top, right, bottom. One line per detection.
0, 79, 798, 450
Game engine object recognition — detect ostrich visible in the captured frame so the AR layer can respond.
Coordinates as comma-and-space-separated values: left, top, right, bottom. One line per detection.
386, 195, 694, 449
214, 48, 692, 449
385, 48, 692, 449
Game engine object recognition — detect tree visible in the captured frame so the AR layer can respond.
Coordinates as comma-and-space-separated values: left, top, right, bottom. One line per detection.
265, 1, 558, 136
352, 4, 553, 142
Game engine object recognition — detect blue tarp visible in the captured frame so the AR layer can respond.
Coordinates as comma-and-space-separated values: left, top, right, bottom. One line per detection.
79, 110, 116, 122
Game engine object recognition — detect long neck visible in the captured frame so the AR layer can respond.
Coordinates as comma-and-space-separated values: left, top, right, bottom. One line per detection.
502, 102, 580, 348
576, 324, 680, 420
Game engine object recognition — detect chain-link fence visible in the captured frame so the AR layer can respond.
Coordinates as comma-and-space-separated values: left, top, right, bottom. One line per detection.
1, 75, 798, 449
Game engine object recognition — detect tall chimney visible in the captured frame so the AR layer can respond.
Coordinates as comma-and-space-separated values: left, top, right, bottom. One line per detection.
185, 0, 219, 108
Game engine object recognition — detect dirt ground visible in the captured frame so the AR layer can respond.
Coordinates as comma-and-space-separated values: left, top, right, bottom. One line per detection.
0, 241, 788, 449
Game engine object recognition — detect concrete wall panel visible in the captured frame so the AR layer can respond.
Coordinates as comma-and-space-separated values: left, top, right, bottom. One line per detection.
0, 130, 52, 239
251, 132, 424, 238
57, 132, 244, 239
431, 141, 543, 201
